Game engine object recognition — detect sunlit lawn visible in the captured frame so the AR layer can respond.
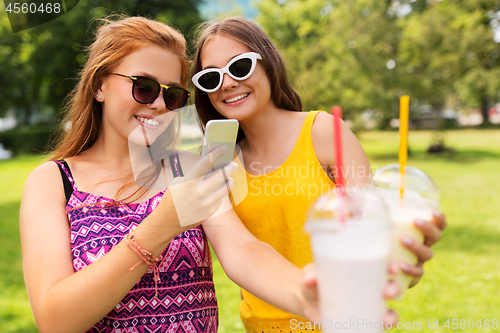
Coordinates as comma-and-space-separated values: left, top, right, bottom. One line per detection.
0, 155, 46, 333
1, 129, 499, 332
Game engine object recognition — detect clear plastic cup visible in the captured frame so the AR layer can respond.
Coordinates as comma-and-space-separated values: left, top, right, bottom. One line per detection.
306, 187, 392, 333
370, 164, 440, 298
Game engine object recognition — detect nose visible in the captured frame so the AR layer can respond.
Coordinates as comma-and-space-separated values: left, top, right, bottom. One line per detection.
148, 88, 168, 113
221, 73, 239, 91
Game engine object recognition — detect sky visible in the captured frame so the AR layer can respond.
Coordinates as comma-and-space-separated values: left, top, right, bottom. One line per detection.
198, 0, 258, 20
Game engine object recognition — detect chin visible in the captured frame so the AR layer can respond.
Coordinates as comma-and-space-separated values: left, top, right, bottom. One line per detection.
219, 105, 255, 121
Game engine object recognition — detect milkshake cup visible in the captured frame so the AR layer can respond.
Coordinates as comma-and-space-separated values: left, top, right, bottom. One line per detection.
370, 164, 440, 298
306, 187, 391, 333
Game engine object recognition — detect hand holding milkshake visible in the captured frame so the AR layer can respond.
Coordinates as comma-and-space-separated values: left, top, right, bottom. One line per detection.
370, 164, 440, 297
305, 107, 392, 333
306, 187, 392, 333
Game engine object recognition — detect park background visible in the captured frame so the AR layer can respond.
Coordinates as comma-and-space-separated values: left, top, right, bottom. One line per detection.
1, 0, 499, 332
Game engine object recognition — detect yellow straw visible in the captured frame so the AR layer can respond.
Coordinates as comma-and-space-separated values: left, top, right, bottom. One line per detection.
399, 96, 410, 205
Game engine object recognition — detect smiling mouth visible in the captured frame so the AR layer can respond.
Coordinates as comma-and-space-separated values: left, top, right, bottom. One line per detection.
224, 93, 249, 104
135, 116, 160, 126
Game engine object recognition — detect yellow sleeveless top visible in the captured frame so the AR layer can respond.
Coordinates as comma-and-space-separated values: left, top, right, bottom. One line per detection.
234, 111, 335, 333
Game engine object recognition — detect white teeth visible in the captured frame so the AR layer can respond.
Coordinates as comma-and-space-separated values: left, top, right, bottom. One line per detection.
225, 93, 249, 103
136, 116, 159, 126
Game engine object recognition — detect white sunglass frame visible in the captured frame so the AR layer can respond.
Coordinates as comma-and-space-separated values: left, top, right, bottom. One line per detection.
192, 52, 262, 93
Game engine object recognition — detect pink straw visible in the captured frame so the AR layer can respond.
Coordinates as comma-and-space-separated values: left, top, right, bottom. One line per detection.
332, 106, 345, 188
332, 106, 346, 224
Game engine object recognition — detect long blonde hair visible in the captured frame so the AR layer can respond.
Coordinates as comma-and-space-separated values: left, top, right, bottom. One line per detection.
50, 15, 189, 160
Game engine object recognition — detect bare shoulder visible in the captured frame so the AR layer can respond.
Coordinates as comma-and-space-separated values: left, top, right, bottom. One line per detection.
311, 111, 334, 139
24, 161, 65, 198
310, 111, 335, 167
21, 161, 67, 226
311, 111, 364, 148
311, 111, 370, 184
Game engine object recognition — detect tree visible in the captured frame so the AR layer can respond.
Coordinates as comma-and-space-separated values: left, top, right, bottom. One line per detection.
0, 0, 204, 125
398, 0, 500, 124
257, 0, 500, 126
0, 13, 27, 119
257, 0, 403, 123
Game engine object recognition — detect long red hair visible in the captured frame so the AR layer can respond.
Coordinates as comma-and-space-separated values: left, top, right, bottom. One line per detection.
50, 15, 189, 160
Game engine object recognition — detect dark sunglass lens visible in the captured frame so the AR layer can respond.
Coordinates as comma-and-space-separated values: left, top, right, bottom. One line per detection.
164, 88, 189, 110
198, 72, 221, 90
229, 58, 252, 78
133, 77, 159, 103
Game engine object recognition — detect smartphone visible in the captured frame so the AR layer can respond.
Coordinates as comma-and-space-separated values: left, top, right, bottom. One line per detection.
201, 119, 239, 170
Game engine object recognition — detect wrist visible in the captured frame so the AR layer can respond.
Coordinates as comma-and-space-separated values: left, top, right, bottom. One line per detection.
124, 230, 164, 297
139, 189, 182, 248
291, 271, 310, 319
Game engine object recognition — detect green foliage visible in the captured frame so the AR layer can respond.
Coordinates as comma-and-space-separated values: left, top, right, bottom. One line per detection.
0, 0, 204, 124
257, 0, 404, 120
0, 10, 27, 119
0, 125, 56, 154
398, 0, 500, 121
257, 0, 500, 124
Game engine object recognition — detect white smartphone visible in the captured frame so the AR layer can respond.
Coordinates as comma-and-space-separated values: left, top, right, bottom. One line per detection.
201, 119, 239, 170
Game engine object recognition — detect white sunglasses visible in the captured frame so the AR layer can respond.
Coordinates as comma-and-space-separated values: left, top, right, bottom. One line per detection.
192, 52, 262, 93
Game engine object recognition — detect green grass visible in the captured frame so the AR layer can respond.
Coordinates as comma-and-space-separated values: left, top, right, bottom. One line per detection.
0, 155, 47, 333
1, 129, 499, 332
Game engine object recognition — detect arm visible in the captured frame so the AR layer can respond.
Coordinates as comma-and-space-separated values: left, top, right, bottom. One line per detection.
202, 202, 319, 321
204, 201, 401, 324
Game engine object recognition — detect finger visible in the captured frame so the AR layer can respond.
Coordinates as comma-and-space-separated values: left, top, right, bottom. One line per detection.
301, 263, 318, 296
209, 197, 224, 218
189, 146, 228, 179
387, 260, 401, 276
300, 263, 322, 323
432, 210, 447, 230
400, 262, 424, 278
414, 219, 442, 246
207, 177, 234, 205
382, 309, 399, 328
383, 280, 400, 299
204, 179, 234, 220
202, 162, 238, 191
401, 236, 433, 263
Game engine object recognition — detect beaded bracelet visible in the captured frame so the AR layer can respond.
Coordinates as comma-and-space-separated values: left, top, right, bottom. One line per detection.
124, 229, 163, 297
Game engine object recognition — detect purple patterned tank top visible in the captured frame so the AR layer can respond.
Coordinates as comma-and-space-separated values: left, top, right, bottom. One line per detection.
54, 159, 218, 333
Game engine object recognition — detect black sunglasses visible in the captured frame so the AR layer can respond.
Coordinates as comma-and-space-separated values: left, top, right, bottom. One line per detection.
114, 73, 190, 111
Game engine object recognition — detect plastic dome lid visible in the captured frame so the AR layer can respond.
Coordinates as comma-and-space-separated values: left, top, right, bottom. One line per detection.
370, 164, 440, 206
